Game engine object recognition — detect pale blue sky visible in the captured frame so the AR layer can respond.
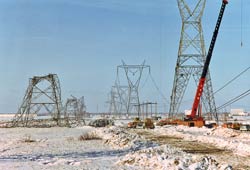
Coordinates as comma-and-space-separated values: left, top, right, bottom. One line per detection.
0, 0, 249, 113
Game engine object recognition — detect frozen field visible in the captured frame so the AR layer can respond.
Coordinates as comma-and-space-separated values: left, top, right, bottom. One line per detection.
0, 127, 120, 170
0, 117, 249, 169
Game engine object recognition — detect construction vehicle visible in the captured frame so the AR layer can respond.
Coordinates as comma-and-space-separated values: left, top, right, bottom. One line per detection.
143, 118, 155, 129
222, 123, 250, 131
127, 117, 155, 129
156, 118, 178, 126
88, 119, 114, 127
222, 122, 241, 130
178, 0, 228, 127
127, 117, 143, 128
240, 124, 250, 131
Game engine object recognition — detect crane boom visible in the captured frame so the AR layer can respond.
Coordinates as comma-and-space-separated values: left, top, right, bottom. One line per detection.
189, 0, 228, 119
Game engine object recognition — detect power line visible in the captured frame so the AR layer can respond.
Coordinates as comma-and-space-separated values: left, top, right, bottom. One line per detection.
137, 69, 169, 104
149, 73, 170, 104
217, 89, 250, 110
214, 66, 250, 94
241, 0, 243, 47
140, 72, 150, 89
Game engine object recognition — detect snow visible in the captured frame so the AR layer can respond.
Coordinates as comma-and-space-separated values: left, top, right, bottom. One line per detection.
117, 145, 232, 170
95, 126, 233, 169
0, 126, 119, 170
0, 118, 249, 169
154, 125, 250, 156
95, 126, 157, 149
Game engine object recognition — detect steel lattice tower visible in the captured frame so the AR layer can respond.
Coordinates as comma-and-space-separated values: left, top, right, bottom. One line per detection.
108, 84, 129, 117
117, 85, 129, 115
108, 86, 120, 116
169, 0, 217, 120
64, 95, 86, 125
117, 61, 150, 116
12, 74, 63, 126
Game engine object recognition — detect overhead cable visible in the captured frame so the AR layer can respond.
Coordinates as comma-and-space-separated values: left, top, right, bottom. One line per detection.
216, 89, 250, 110
149, 73, 170, 104
214, 66, 250, 94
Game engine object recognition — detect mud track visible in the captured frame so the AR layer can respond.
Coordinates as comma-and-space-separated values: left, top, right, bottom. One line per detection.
132, 129, 250, 170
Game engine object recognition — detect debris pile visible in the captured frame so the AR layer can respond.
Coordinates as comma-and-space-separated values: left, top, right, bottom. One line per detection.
95, 126, 155, 149
203, 127, 250, 156
88, 119, 114, 127
156, 125, 250, 156
208, 127, 240, 137
117, 145, 232, 170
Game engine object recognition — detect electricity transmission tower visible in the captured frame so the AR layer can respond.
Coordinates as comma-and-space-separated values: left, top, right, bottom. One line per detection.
169, 0, 217, 120
12, 74, 63, 127
108, 86, 120, 116
64, 95, 86, 125
117, 85, 129, 115
117, 61, 150, 116
108, 85, 129, 117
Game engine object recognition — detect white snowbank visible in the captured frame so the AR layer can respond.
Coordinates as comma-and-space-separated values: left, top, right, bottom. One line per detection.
154, 125, 250, 156
117, 145, 232, 170
95, 126, 156, 149
94, 126, 232, 170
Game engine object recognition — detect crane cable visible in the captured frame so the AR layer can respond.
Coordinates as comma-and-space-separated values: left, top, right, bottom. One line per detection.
213, 66, 250, 94
216, 89, 250, 110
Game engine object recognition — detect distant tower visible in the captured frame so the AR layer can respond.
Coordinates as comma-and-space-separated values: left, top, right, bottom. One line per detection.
117, 61, 150, 116
108, 86, 120, 116
12, 74, 63, 126
116, 85, 129, 115
169, 0, 217, 120
108, 84, 129, 117
64, 95, 86, 124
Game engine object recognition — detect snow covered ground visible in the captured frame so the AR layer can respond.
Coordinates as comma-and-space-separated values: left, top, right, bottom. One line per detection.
0, 117, 249, 169
0, 127, 120, 170
154, 125, 250, 156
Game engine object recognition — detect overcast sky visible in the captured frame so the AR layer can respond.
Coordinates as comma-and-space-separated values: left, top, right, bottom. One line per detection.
0, 0, 249, 113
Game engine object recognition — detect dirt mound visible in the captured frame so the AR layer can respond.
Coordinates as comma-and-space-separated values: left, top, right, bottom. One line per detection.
117, 145, 232, 170
95, 126, 155, 149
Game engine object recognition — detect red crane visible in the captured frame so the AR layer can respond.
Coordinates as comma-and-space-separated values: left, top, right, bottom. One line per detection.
187, 0, 228, 122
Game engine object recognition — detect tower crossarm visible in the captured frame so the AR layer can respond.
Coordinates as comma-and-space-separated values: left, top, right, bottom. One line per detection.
177, 0, 206, 22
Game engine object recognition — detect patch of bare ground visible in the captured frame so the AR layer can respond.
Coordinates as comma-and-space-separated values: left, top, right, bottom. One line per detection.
78, 132, 102, 141
132, 129, 250, 170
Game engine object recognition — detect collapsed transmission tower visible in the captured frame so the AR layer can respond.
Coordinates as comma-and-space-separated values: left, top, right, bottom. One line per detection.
169, 0, 217, 120
64, 96, 86, 124
117, 61, 150, 116
12, 74, 63, 126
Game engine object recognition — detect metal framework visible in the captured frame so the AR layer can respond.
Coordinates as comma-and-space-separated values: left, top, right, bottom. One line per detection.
108, 85, 129, 118
117, 61, 150, 116
64, 95, 86, 125
117, 85, 129, 115
12, 74, 63, 126
108, 86, 120, 117
135, 102, 157, 119
169, 0, 217, 120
